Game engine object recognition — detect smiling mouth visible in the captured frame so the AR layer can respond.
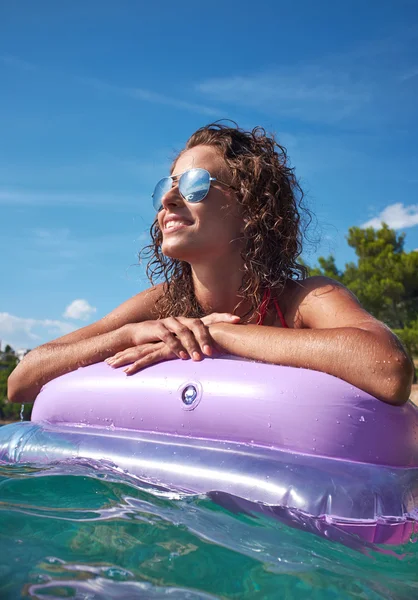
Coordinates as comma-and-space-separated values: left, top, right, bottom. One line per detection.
163, 220, 193, 233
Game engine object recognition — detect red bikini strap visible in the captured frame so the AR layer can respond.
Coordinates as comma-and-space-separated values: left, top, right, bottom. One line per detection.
272, 297, 289, 329
256, 288, 289, 328
256, 288, 271, 325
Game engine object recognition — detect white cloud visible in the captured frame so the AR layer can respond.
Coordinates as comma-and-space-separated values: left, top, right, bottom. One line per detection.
1, 55, 219, 118
0, 54, 37, 72
70, 76, 220, 117
400, 67, 418, 82
63, 299, 97, 321
0, 313, 75, 350
361, 203, 418, 229
196, 67, 372, 124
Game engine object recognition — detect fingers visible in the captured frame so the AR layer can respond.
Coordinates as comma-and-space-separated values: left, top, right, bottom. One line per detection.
124, 344, 176, 375
164, 314, 240, 358
108, 313, 240, 368
105, 346, 150, 368
201, 313, 241, 326
161, 317, 205, 360
176, 317, 214, 357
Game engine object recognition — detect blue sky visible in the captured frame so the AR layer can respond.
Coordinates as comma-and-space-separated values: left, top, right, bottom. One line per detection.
1, 0, 418, 350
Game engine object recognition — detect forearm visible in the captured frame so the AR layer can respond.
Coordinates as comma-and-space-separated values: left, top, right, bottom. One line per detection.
209, 324, 413, 405
7, 325, 132, 404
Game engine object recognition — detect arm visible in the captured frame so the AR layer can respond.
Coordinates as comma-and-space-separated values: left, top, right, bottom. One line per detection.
8, 282, 240, 403
209, 277, 414, 405
8, 285, 163, 404
8, 325, 134, 404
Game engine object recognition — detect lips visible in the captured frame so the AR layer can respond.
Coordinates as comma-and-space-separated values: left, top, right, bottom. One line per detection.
162, 215, 194, 233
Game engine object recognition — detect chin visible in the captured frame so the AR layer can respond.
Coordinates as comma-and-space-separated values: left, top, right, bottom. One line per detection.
161, 241, 192, 261
163, 239, 211, 263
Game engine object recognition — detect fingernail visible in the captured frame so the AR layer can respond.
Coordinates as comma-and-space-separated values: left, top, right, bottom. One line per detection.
180, 351, 188, 360
203, 345, 212, 356
193, 351, 201, 361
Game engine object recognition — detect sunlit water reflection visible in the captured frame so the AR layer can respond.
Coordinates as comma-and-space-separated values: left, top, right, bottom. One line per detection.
0, 458, 417, 599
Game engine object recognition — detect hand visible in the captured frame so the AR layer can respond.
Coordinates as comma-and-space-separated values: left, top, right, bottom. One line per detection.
121, 313, 240, 362
107, 341, 177, 375
119, 319, 244, 374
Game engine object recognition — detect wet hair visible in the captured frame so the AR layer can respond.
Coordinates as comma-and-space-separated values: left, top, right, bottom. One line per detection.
141, 121, 310, 321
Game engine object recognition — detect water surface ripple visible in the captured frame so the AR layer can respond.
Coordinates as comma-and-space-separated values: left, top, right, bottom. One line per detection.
0, 461, 417, 599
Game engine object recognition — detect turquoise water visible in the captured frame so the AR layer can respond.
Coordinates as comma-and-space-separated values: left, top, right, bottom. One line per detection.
0, 460, 417, 599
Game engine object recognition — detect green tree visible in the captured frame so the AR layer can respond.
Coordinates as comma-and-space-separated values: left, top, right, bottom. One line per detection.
0, 347, 32, 421
309, 255, 344, 282
308, 224, 418, 330
344, 225, 418, 328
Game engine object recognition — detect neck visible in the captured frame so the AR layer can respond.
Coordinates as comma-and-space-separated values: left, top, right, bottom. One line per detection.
190, 252, 251, 316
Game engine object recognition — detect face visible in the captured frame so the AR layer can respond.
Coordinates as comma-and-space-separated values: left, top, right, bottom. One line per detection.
156, 145, 243, 263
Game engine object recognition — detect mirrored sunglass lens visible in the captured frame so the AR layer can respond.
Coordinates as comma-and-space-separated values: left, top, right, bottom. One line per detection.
152, 177, 172, 210
179, 169, 210, 203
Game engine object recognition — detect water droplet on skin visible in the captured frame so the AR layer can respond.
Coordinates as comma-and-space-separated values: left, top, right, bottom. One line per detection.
267, 422, 272, 428
359, 416, 365, 422
336, 420, 340, 424
348, 414, 352, 418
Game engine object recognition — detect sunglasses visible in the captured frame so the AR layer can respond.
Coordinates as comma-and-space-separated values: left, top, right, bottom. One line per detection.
152, 168, 235, 211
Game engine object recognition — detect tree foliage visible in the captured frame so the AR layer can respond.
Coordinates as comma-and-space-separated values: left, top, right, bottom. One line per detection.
307, 224, 417, 384
308, 224, 418, 332
344, 225, 418, 329
0, 349, 33, 422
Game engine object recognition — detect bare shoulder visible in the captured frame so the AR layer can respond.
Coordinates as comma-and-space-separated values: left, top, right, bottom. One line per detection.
101, 284, 164, 326
48, 284, 165, 346
281, 276, 376, 330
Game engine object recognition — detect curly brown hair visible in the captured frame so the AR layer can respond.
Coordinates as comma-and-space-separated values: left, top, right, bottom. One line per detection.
140, 121, 310, 321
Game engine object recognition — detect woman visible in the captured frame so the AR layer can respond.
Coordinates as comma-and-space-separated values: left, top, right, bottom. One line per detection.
8, 123, 413, 405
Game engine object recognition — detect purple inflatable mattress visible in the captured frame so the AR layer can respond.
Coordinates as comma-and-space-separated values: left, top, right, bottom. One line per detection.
1, 357, 417, 545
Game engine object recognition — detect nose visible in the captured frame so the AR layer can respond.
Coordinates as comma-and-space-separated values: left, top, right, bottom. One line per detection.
160, 181, 184, 210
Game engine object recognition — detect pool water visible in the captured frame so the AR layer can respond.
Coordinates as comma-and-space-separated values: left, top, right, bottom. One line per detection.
0, 460, 417, 599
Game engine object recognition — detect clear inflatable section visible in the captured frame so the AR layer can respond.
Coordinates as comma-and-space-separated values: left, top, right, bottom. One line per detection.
1, 421, 417, 545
